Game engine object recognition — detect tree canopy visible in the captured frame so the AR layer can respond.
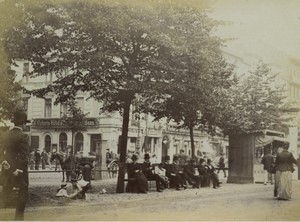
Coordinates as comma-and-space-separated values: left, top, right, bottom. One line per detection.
1, 0, 287, 193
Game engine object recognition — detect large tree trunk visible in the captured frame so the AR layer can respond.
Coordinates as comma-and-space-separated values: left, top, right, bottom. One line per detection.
116, 100, 131, 193
189, 123, 195, 159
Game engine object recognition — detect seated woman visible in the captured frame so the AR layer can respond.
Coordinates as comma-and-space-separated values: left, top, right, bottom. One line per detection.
126, 154, 148, 193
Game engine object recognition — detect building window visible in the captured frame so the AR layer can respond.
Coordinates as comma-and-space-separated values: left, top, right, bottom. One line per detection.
59, 132, 67, 152
44, 98, 52, 118
76, 97, 84, 111
75, 132, 84, 153
60, 102, 67, 117
46, 72, 53, 83
22, 97, 29, 114
23, 62, 29, 82
45, 135, 51, 153
30, 136, 39, 151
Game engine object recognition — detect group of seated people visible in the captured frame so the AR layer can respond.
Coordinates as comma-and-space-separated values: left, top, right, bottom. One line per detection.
126, 154, 222, 194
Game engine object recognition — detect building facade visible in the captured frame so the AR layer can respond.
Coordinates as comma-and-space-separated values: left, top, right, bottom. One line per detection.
14, 61, 228, 166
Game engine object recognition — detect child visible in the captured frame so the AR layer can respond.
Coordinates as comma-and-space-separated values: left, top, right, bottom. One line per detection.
69, 175, 90, 199
55, 183, 69, 197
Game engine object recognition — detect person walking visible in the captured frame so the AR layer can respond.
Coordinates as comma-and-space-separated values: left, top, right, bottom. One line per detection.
1, 110, 30, 220
261, 148, 275, 185
34, 149, 41, 170
274, 142, 298, 200
217, 153, 227, 178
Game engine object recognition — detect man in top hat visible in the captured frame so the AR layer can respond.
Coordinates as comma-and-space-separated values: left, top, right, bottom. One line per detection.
169, 156, 187, 190
141, 153, 166, 192
1, 110, 30, 220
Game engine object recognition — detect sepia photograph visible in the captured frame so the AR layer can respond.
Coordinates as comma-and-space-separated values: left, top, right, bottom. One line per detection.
0, 0, 300, 221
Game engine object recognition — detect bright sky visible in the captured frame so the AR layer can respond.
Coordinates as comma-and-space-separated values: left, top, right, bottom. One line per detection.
210, 0, 300, 58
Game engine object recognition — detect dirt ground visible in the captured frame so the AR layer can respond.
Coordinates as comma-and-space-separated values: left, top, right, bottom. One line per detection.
1, 178, 300, 221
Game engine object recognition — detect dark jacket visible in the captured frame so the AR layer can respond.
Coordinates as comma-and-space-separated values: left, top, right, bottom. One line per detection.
261, 154, 274, 171
184, 164, 197, 177
1, 127, 29, 188
275, 150, 297, 172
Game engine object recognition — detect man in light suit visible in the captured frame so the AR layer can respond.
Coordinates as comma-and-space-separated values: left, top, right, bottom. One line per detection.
1, 110, 30, 220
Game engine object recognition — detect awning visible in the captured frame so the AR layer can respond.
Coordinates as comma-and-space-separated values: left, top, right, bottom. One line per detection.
255, 135, 288, 147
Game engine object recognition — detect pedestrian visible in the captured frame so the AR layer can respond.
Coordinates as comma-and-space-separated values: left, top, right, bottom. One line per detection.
34, 149, 41, 170
41, 148, 49, 170
274, 142, 298, 200
28, 150, 35, 170
261, 147, 275, 185
0, 110, 30, 220
217, 153, 227, 178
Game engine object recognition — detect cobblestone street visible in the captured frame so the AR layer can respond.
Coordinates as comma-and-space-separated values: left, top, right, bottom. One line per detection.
1, 172, 300, 221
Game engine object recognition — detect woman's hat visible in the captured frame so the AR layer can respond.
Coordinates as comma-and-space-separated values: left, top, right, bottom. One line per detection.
61, 182, 68, 188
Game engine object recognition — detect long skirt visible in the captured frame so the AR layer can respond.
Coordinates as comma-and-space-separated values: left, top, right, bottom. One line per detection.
277, 171, 293, 200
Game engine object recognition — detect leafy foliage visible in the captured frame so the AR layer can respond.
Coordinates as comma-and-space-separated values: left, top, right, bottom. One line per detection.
219, 63, 287, 136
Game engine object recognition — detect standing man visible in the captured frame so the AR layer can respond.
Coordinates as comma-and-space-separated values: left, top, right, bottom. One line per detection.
217, 153, 227, 178
1, 110, 30, 220
261, 148, 274, 185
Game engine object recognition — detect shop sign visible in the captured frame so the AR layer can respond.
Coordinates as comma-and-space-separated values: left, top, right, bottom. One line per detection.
31, 118, 99, 129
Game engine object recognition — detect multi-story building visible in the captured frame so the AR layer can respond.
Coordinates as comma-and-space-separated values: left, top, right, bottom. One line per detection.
13, 61, 228, 168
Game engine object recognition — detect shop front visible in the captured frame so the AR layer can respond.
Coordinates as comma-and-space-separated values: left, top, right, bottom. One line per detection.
30, 117, 101, 155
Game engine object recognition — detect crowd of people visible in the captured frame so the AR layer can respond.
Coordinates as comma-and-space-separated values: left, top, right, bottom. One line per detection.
125, 151, 223, 194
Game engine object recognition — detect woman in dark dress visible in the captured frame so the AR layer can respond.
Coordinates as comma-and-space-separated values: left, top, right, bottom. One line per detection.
127, 154, 148, 193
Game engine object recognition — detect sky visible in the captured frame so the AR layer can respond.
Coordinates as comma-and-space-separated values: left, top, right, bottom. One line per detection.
210, 0, 300, 59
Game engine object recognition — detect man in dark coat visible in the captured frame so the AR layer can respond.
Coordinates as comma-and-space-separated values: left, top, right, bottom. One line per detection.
206, 159, 221, 189
261, 148, 275, 185
184, 159, 201, 188
170, 156, 187, 190
1, 110, 30, 220
142, 153, 165, 192
198, 158, 210, 187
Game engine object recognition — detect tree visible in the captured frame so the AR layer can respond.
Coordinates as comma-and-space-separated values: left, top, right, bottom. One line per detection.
145, 16, 234, 158
61, 100, 87, 154
218, 62, 287, 136
3, 0, 216, 192
0, 0, 24, 124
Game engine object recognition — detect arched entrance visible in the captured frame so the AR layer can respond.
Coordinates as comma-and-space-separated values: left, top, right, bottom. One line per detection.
44, 135, 51, 152
161, 135, 170, 162
59, 132, 67, 152
75, 132, 84, 153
